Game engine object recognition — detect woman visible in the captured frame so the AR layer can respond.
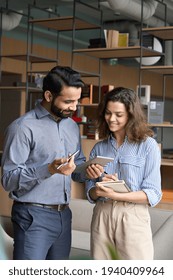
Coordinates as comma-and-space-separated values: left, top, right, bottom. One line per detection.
85, 87, 162, 260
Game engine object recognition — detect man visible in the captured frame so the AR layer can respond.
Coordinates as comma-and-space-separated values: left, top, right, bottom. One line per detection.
1, 66, 103, 260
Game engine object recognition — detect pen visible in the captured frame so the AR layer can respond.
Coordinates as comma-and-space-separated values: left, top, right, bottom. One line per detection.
57, 157, 71, 170
57, 149, 80, 169
103, 171, 118, 181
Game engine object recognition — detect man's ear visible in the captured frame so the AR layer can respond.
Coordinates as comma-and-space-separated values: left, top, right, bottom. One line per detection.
44, 91, 53, 102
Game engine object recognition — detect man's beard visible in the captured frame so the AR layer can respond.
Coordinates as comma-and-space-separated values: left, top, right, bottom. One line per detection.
51, 103, 73, 119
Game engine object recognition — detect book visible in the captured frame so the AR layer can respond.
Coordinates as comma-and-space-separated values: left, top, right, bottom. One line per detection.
106, 30, 119, 48
118, 33, 129, 47
98, 180, 130, 193
105, 30, 129, 48
80, 84, 93, 105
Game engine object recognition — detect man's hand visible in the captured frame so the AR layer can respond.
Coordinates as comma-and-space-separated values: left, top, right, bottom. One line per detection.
48, 155, 76, 176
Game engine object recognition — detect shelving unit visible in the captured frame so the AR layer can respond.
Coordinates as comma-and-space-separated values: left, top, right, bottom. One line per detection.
0, 6, 59, 112
71, 1, 173, 203
1, 2, 103, 136
140, 23, 173, 204
0, 56, 57, 112
27, 2, 103, 113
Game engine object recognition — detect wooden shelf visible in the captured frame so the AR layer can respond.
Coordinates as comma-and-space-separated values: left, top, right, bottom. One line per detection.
73, 46, 163, 59
75, 70, 100, 78
78, 103, 98, 107
161, 158, 173, 166
2, 54, 58, 63
142, 26, 173, 40
29, 16, 100, 31
141, 65, 173, 75
0, 86, 41, 92
161, 189, 173, 203
148, 123, 173, 128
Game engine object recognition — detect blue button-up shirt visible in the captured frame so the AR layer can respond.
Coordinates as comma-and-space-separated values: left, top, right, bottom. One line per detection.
1, 102, 86, 204
86, 135, 162, 207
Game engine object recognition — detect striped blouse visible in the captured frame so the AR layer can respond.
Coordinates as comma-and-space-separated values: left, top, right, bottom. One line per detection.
85, 135, 162, 207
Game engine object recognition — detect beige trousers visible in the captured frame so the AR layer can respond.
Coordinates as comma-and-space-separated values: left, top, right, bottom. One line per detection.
91, 200, 154, 260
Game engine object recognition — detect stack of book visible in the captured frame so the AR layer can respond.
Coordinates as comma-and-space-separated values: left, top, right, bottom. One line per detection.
105, 29, 129, 48
80, 84, 93, 104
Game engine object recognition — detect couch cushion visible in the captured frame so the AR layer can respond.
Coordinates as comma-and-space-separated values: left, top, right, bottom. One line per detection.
0, 224, 13, 259
153, 214, 173, 260
71, 230, 90, 250
0, 216, 13, 238
149, 207, 173, 235
69, 199, 94, 232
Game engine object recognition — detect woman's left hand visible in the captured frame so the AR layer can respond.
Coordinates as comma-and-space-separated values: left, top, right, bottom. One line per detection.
95, 182, 115, 198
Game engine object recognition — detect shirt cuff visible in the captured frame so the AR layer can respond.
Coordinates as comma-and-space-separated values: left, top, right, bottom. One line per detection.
86, 186, 97, 204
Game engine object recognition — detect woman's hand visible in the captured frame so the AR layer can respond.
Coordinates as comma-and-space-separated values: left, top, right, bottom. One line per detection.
89, 183, 115, 201
102, 173, 118, 182
86, 164, 104, 179
95, 182, 115, 198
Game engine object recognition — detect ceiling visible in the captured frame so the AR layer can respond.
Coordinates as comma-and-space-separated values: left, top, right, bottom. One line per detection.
1, 0, 173, 51
1, 0, 173, 23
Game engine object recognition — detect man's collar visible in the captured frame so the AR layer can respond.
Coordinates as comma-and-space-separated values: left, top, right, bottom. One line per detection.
35, 100, 50, 119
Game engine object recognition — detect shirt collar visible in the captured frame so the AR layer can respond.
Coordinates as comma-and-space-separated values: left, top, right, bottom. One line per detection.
109, 134, 128, 145
34, 99, 68, 123
34, 100, 50, 119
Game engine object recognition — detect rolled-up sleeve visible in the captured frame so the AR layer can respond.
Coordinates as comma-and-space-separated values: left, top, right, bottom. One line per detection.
141, 142, 162, 207
85, 148, 100, 203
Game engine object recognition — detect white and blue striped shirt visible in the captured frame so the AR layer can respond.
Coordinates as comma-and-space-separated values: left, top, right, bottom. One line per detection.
85, 135, 162, 207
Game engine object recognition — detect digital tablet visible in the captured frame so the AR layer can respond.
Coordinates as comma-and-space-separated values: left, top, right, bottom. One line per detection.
75, 156, 114, 173
98, 180, 130, 193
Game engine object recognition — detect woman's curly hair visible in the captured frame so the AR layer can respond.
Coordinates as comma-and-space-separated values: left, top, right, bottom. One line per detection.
96, 87, 153, 142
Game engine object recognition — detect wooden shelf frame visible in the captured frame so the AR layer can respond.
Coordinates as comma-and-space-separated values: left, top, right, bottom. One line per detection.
29, 16, 100, 32
0, 86, 41, 92
140, 26, 173, 75
142, 26, 173, 41
141, 65, 173, 75
148, 123, 173, 128
73, 46, 163, 59
1, 54, 58, 64
161, 159, 173, 166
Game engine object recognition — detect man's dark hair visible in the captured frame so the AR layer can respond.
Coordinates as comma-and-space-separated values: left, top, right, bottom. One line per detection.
42, 66, 84, 98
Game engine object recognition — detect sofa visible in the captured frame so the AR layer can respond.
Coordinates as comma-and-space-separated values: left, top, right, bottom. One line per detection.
0, 216, 13, 259
69, 199, 173, 260
1, 199, 173, 260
